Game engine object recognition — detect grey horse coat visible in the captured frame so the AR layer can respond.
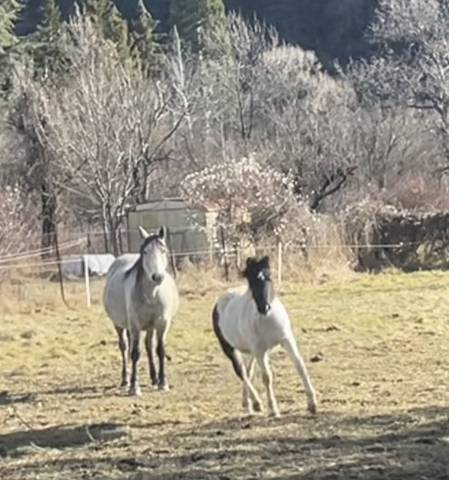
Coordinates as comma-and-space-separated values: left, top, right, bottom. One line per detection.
103, 226, 179, 395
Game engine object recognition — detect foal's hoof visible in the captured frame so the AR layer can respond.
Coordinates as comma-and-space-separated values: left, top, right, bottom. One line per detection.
253, 401, 262, 412
307, 403, 317, 415
270, 410, 281, 419
128, 386, 142, 397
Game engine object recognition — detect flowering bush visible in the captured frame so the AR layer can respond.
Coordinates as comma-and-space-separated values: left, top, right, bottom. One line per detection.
180, 154, 298, 246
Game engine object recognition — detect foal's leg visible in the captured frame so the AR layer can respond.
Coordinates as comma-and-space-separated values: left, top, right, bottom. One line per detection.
145, 328, 158, 388
212, 306, 262, 410
282, 336, 317, 414
156, 325, 169, 391
129, 329, 142, 396
256, 351, 280, 418
242, 357, 258, 414
115, 326, 129, 388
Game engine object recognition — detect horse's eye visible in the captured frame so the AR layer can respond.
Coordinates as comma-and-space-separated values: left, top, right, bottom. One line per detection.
157, 240, 167, 251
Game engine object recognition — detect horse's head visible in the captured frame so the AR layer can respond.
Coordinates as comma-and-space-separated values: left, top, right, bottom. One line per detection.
243, 256, 274, 315
138, 225, 169, 285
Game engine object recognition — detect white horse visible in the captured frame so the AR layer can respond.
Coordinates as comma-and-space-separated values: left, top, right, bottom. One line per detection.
103, 226, 179, 395
212, 256, 317, 417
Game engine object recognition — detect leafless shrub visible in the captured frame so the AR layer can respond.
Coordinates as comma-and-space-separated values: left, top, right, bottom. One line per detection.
0, 185, 38, 281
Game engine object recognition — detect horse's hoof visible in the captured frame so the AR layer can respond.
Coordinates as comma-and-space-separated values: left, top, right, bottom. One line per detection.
270, 410, 281, 418
129, 386, 142, 397
253, 401, 262, 412
158, 383, 170, 392
308, 403, 317, 415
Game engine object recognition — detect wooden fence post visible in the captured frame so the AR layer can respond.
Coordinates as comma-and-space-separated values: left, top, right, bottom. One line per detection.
220, 227, 229, 282
277, 240, 283, 287
84, 255, 91, 308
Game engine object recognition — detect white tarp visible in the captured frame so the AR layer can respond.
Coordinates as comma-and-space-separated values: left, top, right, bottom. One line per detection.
61, 254, 115, 279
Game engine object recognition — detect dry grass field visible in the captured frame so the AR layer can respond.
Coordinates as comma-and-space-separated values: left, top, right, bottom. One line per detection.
0, 269, 447, 479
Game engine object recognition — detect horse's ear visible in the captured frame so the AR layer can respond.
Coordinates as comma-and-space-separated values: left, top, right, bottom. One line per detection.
138, 226, 150, 239
242, 257, 256, 278
260, 256, 270, 268
159, 226, 167, 240
246, 257, 256, 268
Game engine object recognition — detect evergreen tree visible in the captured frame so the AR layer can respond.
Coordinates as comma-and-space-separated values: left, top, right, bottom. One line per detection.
0, 0, 20, 53
169, 0, 228, 54
85, 0, 130, 62
0, 0, 21, 93
30, 0, 67, 77
129, 0, 160, 75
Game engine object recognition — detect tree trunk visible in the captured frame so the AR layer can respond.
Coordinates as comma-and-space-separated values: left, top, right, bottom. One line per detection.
105, 203, 120, 257
41, 184, 57, 259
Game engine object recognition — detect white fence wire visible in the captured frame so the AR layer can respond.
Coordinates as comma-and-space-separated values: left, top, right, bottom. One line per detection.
0, 234, 436, 309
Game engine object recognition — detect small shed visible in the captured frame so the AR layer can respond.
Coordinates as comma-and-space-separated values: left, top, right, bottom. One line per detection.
126, 198, 217, 260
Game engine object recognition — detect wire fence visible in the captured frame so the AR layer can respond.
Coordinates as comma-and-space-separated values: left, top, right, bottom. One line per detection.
0, 228, 447, 310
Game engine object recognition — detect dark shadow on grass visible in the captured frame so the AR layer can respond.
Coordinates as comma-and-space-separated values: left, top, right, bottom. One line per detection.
2, 407, 447, 479
0, 422, 127, 458
22, 384, 120, 399
134, 406, 449, 480
0, 391, 37, 406
26, 383, 166, 400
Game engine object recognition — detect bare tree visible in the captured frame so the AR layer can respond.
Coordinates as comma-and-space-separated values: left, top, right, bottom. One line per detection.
360, 0, 449, 171
0, 185, 38, 280
23, 15, 184, 255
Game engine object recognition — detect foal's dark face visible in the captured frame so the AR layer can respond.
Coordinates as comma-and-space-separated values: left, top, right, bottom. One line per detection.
244, 256, 274, 316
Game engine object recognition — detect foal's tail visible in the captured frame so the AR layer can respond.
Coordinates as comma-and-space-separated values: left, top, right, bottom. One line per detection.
212, 304, 245, 381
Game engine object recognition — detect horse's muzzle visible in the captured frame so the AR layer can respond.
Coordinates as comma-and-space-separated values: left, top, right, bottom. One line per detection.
259, 304, 271, 315
152, 273, 163, 284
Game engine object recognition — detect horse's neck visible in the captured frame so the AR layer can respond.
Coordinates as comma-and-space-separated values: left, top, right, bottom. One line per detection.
241, 288, 259, 318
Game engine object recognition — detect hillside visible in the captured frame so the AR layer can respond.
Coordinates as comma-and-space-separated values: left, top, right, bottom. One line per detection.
16, 0, 378, 66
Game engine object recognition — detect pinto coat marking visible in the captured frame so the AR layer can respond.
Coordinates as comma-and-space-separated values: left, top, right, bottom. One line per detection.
213, 256, 317, 416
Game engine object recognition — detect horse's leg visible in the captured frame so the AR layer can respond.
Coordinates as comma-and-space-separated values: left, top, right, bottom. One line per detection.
129, 329, 142, 396
242, 356, 256, 414
212, 306, 262, 410
281, 336, 317, 414
115, 326, 129, 388
145, 328, 158, 388
156, 325, 169, 391
256, 351, 279, 418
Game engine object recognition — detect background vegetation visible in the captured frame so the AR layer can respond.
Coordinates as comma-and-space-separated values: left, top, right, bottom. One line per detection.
1, 0, 449, 267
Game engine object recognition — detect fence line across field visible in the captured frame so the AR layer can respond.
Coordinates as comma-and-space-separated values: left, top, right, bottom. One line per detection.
0, 238, 86, 265
0, 238, 436, 309
0, 239, 429, 271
